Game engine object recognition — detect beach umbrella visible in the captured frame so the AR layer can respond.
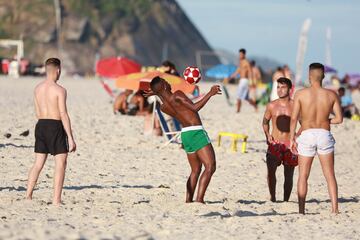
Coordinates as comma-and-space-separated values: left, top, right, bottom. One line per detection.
96, 57, 141, 79
205, 64, 238, 79
347, 73, 360, 87
324, 65, 337, 73
115, 71, 195, 93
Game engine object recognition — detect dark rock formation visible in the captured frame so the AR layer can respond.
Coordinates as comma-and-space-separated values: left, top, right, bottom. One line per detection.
0, 0, 219, 74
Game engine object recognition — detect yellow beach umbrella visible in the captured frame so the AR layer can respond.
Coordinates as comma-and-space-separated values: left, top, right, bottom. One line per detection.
115, 71, 195, 94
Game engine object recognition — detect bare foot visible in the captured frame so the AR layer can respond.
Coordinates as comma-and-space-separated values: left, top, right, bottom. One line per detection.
331, 210, 339, 215
52, 199, 62, 206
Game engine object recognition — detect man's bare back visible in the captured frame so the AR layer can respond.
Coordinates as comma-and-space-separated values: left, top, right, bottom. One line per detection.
26, 58, 75, 205
294, 87, 341, 131
290, 63, 342, 214
34, 81, 65, 120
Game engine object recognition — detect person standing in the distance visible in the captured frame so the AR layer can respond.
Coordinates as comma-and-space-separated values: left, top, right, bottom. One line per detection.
249, 60, 262, 111
290, 63, 343, 214
270, 67, 285, 101
145, 77, 221, 203
263, 78, 298, 202
26, 58, 76, 205
230, 48, 256, 113
283, 64, 295, 97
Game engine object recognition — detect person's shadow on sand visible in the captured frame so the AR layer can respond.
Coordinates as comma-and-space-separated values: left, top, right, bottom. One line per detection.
0, 143, 33, 149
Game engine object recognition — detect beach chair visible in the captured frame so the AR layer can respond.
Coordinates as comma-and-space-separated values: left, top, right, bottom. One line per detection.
217, 132, 248, 153
155, 104, 181, 146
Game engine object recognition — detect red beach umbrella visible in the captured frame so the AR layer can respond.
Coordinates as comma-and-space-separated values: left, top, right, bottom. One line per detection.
96, 57, 141, 79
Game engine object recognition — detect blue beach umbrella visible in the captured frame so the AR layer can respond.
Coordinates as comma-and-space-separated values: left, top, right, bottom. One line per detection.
205, 64, 238, 79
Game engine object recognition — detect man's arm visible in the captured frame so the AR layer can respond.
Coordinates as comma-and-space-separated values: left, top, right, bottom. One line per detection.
290, 92, 301, 153
296, 119, 303, 137
175, 85, 221, 112
58, 88, 76, 152
330, 93, 343, 124
34, 94, 40, 119
230, 67, 240, 79
262, 104, 273, 144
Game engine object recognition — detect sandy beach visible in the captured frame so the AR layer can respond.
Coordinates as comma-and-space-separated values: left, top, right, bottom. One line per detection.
0, 76, 359, 240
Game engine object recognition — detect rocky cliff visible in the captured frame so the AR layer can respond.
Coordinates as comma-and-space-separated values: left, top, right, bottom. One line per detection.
0, 0, 219, 74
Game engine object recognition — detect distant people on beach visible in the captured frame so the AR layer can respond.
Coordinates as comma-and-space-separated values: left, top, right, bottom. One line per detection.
338, 87, 359, 118
113, 90, 146, 116
270, 67, 285, 101
249, 60, 262, 110
161, 60, 180, 76
230, 48, 257, 112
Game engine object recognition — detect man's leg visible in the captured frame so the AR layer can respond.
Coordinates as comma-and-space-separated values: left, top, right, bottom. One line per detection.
266, 154, 278, 202
53, 153, 67, 205
195, 144, 216, 203
186, 153, 202, 203
318, 152, 339, 214
297, 155, 314, 214
283, 165, 295, 201
26, 153, 48, 199
247, 99, 258, 111
237, 99, 242, 113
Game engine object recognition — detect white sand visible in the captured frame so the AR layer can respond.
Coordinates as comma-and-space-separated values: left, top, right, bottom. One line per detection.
0, 76, 359, 239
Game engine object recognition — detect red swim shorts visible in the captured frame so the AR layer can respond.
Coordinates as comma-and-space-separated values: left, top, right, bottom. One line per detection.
267, 141, 298, 166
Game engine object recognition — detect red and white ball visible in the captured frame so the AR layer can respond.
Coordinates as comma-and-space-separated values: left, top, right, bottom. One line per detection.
183, 66, 201, 85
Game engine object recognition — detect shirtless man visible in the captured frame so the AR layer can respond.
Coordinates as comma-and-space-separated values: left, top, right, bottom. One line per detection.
146, 77, 221, 203
290, 63, 343, 214
263, 78, 298, 202
26, 58, 76, 205
230, 48, 255, 113
249, 60, 262, 110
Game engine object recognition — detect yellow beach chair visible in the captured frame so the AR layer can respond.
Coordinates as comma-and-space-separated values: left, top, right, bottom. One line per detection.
217, 132, 248, 153
351, 114, 360, 121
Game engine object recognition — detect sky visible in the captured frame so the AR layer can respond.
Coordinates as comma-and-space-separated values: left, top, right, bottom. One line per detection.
177, 0, 360, 75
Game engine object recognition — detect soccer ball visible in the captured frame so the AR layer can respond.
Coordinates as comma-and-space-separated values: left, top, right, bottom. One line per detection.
183, 66, 201, 84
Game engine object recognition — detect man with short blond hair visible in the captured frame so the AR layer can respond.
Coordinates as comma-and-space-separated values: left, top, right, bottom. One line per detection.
26, 58, 76, 205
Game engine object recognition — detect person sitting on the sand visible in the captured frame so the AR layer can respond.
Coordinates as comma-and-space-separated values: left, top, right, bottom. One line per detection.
113, 89, 133, 114
145, 77, 221, 203
128, 91, 147, 116
338, 87, 359, 118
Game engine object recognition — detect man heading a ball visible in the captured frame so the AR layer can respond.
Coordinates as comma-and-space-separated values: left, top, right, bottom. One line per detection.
146, 77, 221, 203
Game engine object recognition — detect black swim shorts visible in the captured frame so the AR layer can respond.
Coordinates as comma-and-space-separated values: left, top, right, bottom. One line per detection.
34, 119, 68, 155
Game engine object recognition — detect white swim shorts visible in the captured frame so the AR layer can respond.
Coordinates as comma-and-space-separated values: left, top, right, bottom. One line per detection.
296, 128, 335, 157
237, 78, 249, 100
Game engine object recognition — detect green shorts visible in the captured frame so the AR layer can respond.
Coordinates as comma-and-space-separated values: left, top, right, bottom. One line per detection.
181, 126, 211, 154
